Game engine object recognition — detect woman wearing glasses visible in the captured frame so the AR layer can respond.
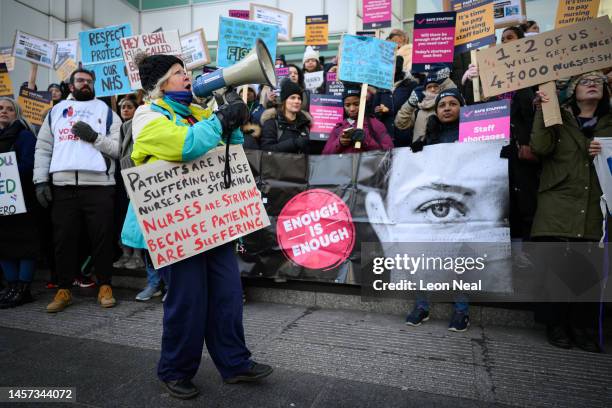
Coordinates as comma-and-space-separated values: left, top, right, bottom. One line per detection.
531, 71, 611, 352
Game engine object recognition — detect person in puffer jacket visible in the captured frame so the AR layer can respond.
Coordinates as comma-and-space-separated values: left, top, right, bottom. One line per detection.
121, 53, 273, 400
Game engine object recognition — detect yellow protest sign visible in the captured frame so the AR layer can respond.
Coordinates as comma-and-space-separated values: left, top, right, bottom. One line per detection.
451, 0, 496, 53
17, 87, 53, 126
56, 58, 77, 82
0, 63, 14, 97
305, 15, 329, 46
555, 0, 600, 28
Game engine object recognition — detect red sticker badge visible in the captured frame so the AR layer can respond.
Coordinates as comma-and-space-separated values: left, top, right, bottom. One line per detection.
276, 189, 355, 270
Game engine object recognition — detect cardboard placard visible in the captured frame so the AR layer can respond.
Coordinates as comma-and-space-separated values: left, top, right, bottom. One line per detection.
449, 0, 496, 54
325, 71, 345, 96
539, 81, 563, 127
180, 29, 211, 71
249, 3, 293, 41
53, 39, 78, 69
0, 63, 13, 97
122, 145, 270, 269
362, 0, 392, 29
477, 16, 612, 98
304, 71, 324, 92
0, 152, 27, 216
411, 12, 457, 72
555, 0, 600, 28
305, 15, 329, 46
459, 99, 510, 142
229, 9, 250, 19
0, 47, 16, 71
17, 87, 52, 126
120, 30, 182, 90
492, 0, 526, 28
338, 34, 396, 90
309, 95, 344, 141
12, 31, 57, 69
217, 17, 278, 67
55, 57, 77, 82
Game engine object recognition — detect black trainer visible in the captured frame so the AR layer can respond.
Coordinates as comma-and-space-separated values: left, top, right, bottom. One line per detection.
546, 324, 572, 349
224, 362, 273, 384
162, 379, 200, 399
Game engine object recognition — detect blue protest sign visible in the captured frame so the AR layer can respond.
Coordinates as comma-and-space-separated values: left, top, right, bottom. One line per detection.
337, 34, 395, 90
217, 17, 277, 67
86, 60, 131, 97
79, 24, 132, 65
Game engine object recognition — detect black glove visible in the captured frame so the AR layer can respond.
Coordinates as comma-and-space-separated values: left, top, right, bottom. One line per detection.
294, 137, 308, 152
215, 91, 249, 133
72, 121, 98, 143
35, 182, 52, 208
351, 129, 365, 144
411, 140, 425, 153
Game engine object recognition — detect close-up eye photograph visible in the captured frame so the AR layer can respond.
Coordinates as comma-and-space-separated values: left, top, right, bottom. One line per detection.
0, 0, 612, 407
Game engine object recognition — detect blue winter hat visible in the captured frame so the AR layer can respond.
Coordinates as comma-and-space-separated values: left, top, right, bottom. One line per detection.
435, 88, 465, 108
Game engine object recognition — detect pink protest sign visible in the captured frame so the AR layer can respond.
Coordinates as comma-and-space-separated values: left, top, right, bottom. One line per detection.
363, 0, 392, 29
411, 12, 457, 72
459, 99, 510, 142
309, 95, 344, 141
275, 67, 289, 84
229, 10, 250, 19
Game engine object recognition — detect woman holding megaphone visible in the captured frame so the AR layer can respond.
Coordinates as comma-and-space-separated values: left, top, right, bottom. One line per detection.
121, 53, 272, 400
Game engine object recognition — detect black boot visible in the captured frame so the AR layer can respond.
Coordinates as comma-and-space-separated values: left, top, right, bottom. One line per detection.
546, 324, 572, 349
14, 281, 34, 307
0, 282, 19, 309
0, 281, 33, 309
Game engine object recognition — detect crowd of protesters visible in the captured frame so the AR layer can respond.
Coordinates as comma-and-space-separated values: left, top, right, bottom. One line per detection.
0, 22, 610, 360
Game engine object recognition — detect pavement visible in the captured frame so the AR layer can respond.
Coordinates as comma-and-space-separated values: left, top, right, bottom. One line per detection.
0, 284, 611, 408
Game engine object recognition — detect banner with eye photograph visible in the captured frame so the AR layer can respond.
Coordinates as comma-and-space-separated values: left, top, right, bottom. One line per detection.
238, 142, 510, 290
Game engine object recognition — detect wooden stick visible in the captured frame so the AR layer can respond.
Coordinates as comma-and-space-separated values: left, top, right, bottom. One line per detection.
111, 96, 118, 113
355, 83, 368, 149
470, 50, 481, 103
28, 63, 38, 90
539, 81, 563, 127
241, 85, 248, 103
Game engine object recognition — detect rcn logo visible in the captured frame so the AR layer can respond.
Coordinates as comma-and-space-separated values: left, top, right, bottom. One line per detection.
62, 106, 74, 118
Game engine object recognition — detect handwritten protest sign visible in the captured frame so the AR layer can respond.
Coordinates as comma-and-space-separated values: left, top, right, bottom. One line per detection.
304, 71, 324, 93
250, 3, 292, 41
309, 95, 344, 141
493, 0, 526, 28
53, 39, 78, 69
305, 15, 329, 47
0, 63, 13, 97
0, 152, 26, 216
411, 12, 457, 72
12, 31, 57, 69
180, 29, 210, 70
338, 34, 396, 90
17, 87, 52, 126
80, 24, 133, 97
122, 145, 270, 269
55, 58, 77, 82
0, 47, 16, 71
555, 0, 600, 28
459, 99, 510, 142
449, 0, 496, 54
229, 10, 250, 19
325, 72, 345, 96
363, 0, 392, 29
121, 30, 182, 90
594, 137, 612, 215
217, 17, 278, 67
477, 16, 612, 98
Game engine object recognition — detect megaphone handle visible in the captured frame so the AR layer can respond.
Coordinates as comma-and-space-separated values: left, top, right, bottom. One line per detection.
223, 131, 232, 189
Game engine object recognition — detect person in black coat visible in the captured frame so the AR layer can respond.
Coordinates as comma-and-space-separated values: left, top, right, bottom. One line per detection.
0, 97, 40, 308
260, 80, 311, 154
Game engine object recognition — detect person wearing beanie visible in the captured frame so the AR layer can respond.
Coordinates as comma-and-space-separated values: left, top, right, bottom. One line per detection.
260, 78, 311, 154
395, 68, 457, 143
530, 70, 611, 353
323, 82, 393, 154
120, 52, 272, 399
47, 83, 64, 105
302, 46, 326, 95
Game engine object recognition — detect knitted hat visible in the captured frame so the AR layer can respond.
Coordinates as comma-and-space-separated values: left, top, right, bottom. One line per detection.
135, 52, 184, 92
435, 88, 465, 108
425, 67, 451, 87
303, 46, 320, 63
565, 71, 607, 100
342, 82, 361, 101
280, 78, 302, 101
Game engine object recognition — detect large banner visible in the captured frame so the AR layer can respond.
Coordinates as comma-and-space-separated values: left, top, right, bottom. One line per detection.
338, 34, 396, 90
238, 142, 510, 285
217, 17, 278, 67
0, 152, 26, 216
122, 145, 270, 269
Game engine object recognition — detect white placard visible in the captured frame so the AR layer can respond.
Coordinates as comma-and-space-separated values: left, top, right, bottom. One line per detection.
250, 3, 293, 41
0, 152, 27, 216
53, 39, 78, 69
304, 71, 324, 92
180, 29, 211, 71
12, 30, 57, 69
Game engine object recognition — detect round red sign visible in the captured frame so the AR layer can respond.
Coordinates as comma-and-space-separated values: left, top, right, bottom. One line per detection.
276, 189, 355, 270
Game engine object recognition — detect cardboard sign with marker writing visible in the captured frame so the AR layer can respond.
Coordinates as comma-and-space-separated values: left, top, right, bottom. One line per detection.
555, 0, 600, 28
217, 17, 278, 68
338, 34, 396, 90
120, 30, 182, 90
122, 145, 270, 269
477, 16, 612, 98
0, 63, 13, 97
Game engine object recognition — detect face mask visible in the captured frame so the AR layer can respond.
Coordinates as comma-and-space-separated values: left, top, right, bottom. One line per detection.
165, 91, 193, 106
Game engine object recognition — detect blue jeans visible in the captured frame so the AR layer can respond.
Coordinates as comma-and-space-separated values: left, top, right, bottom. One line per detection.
0, 259, 35, 283
415, 294, 469, 313
144, 252, 161, 289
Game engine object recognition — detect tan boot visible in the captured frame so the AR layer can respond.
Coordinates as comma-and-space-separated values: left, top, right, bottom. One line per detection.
98, 284, 116, 308
46, 289, 72, 313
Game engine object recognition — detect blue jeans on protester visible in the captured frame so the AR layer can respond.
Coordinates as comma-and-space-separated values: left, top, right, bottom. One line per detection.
0, 259, 36, 283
